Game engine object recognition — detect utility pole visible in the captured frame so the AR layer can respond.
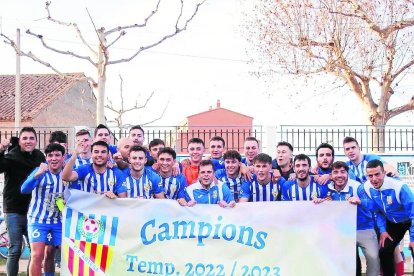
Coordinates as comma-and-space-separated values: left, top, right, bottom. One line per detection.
15, 28, 21, 130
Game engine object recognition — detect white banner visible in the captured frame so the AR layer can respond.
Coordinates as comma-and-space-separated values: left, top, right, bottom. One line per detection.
61, 190, 356, 275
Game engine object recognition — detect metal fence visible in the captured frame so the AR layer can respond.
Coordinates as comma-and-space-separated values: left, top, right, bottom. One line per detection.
280, 125, 414, 153
0, 125, 412, 153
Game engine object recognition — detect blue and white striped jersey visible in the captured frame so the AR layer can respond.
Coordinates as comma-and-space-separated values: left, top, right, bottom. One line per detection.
215, 169, 243, 201
346, 154, 383, 183
73, 164, 127, 194
160, 174, 187, 199
282, 176, 328, 201
185, 180, 234, 204
123, 168, 164, 198
21, 168, 67, 224
73, 155, 92, 168
239, 174, 285, 202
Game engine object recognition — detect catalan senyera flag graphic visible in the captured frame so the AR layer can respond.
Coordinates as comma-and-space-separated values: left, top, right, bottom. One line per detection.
63, 208, 118, 275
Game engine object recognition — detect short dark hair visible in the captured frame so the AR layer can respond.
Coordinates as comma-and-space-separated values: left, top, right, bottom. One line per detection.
294, 154, 311, 166
277, 141, 293, 152
223, 150, 241, 162
76, 129, 91, 137
209, 136, 225, 147
149, 139, 165, 150
130, 145, 147, 155
366, 159, 384, 170
91, 140, 109, 152
49, 131, 67, 144
129, 125, 144, 134
188, 138, 205, 147
253, 153, 272, 165
45, 143, 66, 155
199, 159, 214, 171
331, 161, 348, 172
158, 147, 176, 160
244, 136, 259, 145
19, 127, 37, 140
94, 124, 110, 137
316, 143, 335, 158
343, 136, 359, 146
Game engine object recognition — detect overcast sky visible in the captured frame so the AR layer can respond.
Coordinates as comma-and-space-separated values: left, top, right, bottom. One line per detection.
1, 0, 413, 128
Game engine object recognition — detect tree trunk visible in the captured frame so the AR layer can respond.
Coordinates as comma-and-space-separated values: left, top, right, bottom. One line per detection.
368, 116, 387, 153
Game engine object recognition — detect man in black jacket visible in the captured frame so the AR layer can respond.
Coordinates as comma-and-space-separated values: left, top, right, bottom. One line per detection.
0, 127, 45, 276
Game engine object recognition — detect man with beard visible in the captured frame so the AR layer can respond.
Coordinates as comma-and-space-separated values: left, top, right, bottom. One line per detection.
314, 161, 379, 276
312, 143, 335, 184
21, 143, 67, 276
62, 141, 127, 198
281, 154, 327, 201
181, 138, 205, 185
215, 150, 243, 201
0, 127, 45, 275
157, 147, 186, 204
239, 153, 285, 202
272, 141, 294, 180
122, 146, 165, 199
184, 160, 235, 207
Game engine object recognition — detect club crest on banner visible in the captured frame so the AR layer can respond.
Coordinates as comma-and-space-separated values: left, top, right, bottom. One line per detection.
63, 208, 119, 275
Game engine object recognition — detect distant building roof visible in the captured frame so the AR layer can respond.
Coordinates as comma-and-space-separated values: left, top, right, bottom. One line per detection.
0, 73, 88, 121
186, 99, 253, 120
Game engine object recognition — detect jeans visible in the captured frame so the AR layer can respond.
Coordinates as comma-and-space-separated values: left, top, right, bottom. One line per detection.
5, 213, 29, 276
357, 228, 380, 276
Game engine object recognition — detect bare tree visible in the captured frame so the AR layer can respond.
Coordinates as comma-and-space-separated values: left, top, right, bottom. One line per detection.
1, 0, 204, 124
105, 75, 169, 131
245, 0, 414, 150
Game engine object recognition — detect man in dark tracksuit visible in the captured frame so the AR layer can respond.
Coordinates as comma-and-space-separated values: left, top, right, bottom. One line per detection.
0, 127, 45, 276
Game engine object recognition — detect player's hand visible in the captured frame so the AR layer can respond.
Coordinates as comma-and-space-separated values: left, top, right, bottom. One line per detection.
228, 201, 236, 208
0, 138, 11, 153
218, 200, 228, 208
181, 158, 190, 168
172, 162, 180, 176
348, 196, 361, 205
74, 141, 84, 155
104, 191, 117, 199
314, 174, 331, 185
313, 198, 325, 204
113, 152, 123, 162
272, 170, 281, 183
177, 198, 187, 206
240, 164, 252, 181
310, 165, 319, 175
187, 200, 197, 207
288, 173, 296, 181
380, 232, 393, 248
35, 163, 49, 178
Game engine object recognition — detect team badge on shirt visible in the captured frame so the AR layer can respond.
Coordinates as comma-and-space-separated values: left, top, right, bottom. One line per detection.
108, 178, 115, 187
272, 188, 278, 199
144, 183, 151, 192
212, 190, 218, 199
170, 184, 177, 193
345, 194, 350, 200
387, 196, 393, 205
311, 192, 317, 200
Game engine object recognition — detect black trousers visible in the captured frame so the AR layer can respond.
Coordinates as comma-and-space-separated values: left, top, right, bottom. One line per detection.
379, 220, 411, 276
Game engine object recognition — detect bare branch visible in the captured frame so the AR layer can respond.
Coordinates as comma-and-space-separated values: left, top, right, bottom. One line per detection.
106, 30, 126, 49
1, 33, 98, 87
392, 59, 414, 80
388, 96, 414, 119
141, 98, 170, 126
109, 0, 205, 65
25, 29, 97, 67
45, 1, 97, 56
105, 0, 162, 36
